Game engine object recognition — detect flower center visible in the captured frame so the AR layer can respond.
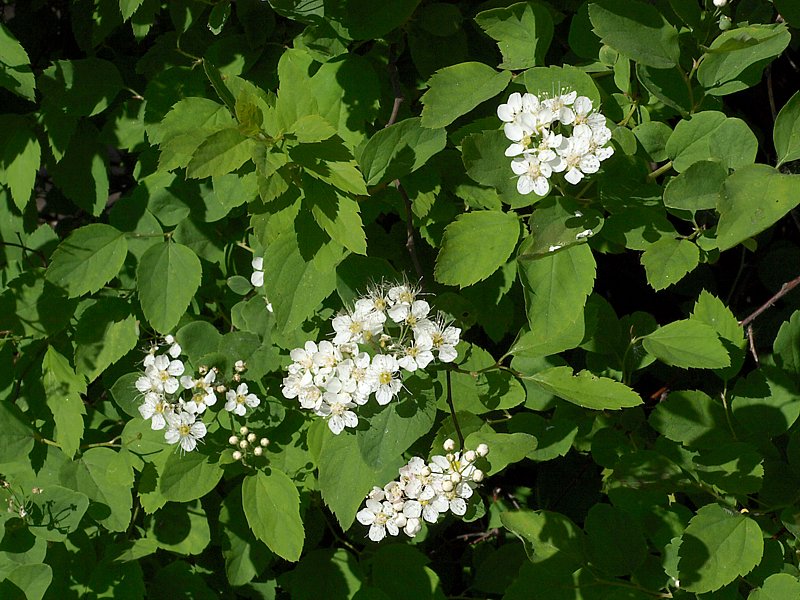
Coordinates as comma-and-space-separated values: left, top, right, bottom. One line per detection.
178, 424, 190, 436
379, 371, 392, 385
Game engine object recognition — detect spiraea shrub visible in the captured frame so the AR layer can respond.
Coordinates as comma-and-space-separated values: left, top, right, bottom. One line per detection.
2, 0, 800, 598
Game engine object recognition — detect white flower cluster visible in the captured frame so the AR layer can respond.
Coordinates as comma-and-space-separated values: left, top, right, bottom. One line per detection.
281, 281, 461, 435
356, 440, 489, 542
134, 336, 261, 453
497, 90, 614, 196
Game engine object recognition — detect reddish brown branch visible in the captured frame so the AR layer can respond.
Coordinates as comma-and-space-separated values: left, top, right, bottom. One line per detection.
739, 273, 800, 328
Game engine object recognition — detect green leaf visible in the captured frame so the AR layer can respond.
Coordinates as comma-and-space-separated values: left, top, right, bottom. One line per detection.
474, 2, 554, 70
186, 128, 255, 179
442, 344, 526, 414
518, 196, 603, 258
522, 64, 601, 108
38, 58, 123, 116
49, 121, 110, 216
500, 510, 585, 573
464, 431, 536, 475
119, 0, 145, 21
677, 504, 763, 593
0, 115, 41, 210
0, 402, 35, 465
60, 447, 134, 532
262, 229, 342, 334
588, 0, 680, 68
643, 319, 730, 369
750, 574, 800, 600
698, 25, 790, 96
357, 117, 446, 186
585, 503, 647, 576
774, 91, 800, 167
42, 346, 86, 459
640, 237, 699, 290
147, 499, 210, 555
524, 366, 642, 410
649, 390, 734, 449
288, 114, 337, 143
0, 23, 36, 100
693, 442, 764, 495
633, 121, 672, 163
461, 130, 537, 206
663, 160, 728, 212
774, 310, 800, 380
29, 485, 89, 542
110, 373, 143, 418
2, 563, 52, 600
219, 487, 272, 587
636, 64, 693, 116
289, 140, 368, 195
46, 224, 128, 297
283, 549, 364, 600
434, 210, 519, 287
518, 243, 596, 353
732, 366, 800, 438
666, 111, 758, 173
304, 175, 367, 255
137, 242, 202, 333
159, 451, 223, 502
74, 298, 139, 383
420, 62, 511, 129
242, 470, 304, 562
325, 0, 420, 40
716, 165, 800, 252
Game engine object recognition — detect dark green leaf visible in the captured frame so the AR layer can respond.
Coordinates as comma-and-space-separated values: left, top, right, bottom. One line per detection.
38, 58, 122, 116
642, 320, 730, 369
474, 2, 554, 70
42, 346, 86, 459
640, 237, 699, 290
774, 90, 800, 167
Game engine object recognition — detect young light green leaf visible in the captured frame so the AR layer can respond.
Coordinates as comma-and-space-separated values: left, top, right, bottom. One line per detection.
46, 224, 128, 298
42, 346, 86, 459
474, 2, 554, 70
750, 574, 800, 600
186, 127, 255, 179
698, 24, 790, 96
435, 210, 519, 287
716, 164, 800, 252
677, 504, 763, 593
663, 160, 728, 212
588, 0, 680, 68
640, 237, 699, 291
0, 23, 36, 100
642, 319, 730, 369
420, 62, 511, 129
119, 0, 145, 21
525, 366, 642, 410
304, 175, 367, 255
665, 111, 757, 173
357, 117, 446, 186
137, 242, 202, 333
774, 90, 800, 167
242, 470, 305, 562
0, 115, 41, 210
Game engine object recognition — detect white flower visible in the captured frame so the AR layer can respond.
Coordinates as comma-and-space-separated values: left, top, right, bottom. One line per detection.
317, 398, 358, 435
137, 354, 185, 395
331, 303, 385, 345
164, 412, 207, 453
369, 354, 402, 405
138, 392, 171, 430
387, 283, 420, 323
556, 137, 599, 185
180, 370, 217, 414
713, 0, 727, 6
398, 333, 434, 372
544, 90, 577, 125
511, 154, 552, 196
225, 383, 260, 416
251, 256, 264, 287
356, 499, 402, 542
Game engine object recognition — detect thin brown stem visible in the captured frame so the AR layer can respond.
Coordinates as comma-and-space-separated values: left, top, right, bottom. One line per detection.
746, 324, 759, 365
395, 180, 425, 284
385, 44, 404, 128
739, 273, 800, 327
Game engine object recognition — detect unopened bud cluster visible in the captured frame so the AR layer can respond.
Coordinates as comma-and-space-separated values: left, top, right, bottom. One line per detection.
356, 440, 489, 542
281, 281, 461, 435
229, 426, 270, 462
133, 335, 261, 453
498, 90, 614, 196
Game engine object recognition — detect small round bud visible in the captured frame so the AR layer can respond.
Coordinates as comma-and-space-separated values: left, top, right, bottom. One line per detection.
405, 519, 421, 536
712, 0, 727, 6
393, 501, 404, 512
233, 373, 241, 382
31, 487, 43, 495
198, 365, 208, 375
239, 440, 248, 449
18, 508, 27, 518
476, 443, 489, 457
216, 384, 227, 393
229, 435, 239, 446
260, 438, 270, 447
420, 466, 431, 477
164, 334, 175, 344
719, 15, 731, 30
253, 446, 263, 457
464, 450, 476, 463
472, 469, 484, 482
232, 450, 243, 461
240, 426, 249, 435
442, 480, 454, 492
247, 433, 257, 443
450, 472, 462, 483
446, 452, 454, 461
395, 514, 407, 528
443, 438, 456, 452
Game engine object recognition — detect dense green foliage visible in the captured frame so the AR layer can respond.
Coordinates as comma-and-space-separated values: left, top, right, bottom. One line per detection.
1, 0, 800, 598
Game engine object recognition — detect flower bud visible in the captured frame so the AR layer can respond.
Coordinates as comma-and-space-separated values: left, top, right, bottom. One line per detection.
442, 480, 454, 492
198, 365, 208, 375
405, 519, 421, 536
393, 501, 404, 512
446, 452, 454, 461
476, 443, 489, 457
239, 440, 248, 449
719, 15, 731, 30
443, 438, 455, 452
232, 450, 243, 461
472, 469, 484, 482
247, 433, 257, 443
253, 446, 263, 457
420, 466, 431, 477
450, 472, 462, 483
31, 487, 43, 494
464, 450, 476, 463
240, 426, 249, 435
395, 514, 407, 528
229, 435, 239, 446
216, 385, 227, 393
713, 0, 727, 6
260, 438, 270, 447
